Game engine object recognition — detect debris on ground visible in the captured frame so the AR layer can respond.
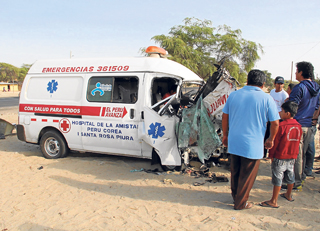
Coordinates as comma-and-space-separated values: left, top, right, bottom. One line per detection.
0, 119, 15, 139
131, 162, 229, 186
163, 179, 173, 185
183, 166, 228, 186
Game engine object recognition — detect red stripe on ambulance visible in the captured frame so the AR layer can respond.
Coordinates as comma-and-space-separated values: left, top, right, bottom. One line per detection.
19, 104, 81, 115
81, 106, 101, 116
19, 104, 128, 118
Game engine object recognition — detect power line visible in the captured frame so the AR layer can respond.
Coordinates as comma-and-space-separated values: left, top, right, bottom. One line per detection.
294, 41, 320, 61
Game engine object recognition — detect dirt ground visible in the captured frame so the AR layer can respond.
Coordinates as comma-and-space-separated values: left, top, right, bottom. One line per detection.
1, 91, 320, 230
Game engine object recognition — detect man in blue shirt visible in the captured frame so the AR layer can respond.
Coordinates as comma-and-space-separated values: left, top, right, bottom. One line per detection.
222, 69, 280, 210
287, 61, 320, 190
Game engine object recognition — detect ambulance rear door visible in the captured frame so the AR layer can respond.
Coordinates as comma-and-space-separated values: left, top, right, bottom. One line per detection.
81, 73, 143, 156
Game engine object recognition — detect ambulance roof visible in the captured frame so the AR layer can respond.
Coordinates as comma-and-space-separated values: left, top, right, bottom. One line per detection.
28, 57, 203, 82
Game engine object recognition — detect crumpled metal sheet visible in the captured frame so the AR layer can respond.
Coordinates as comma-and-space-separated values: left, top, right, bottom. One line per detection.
178, 97, 221, 163
203, 79, 237, 123
0, 119, 15, 137
142, 107, 181, 166
177, 106, 197, 148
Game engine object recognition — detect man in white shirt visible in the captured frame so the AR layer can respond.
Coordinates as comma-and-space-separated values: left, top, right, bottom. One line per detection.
264, 76, 289, 158
270, 76, 289, 112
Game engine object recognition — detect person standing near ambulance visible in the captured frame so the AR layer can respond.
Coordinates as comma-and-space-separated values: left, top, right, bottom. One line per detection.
263, 76, 289, 158
287, 61, 320, 190
222, 69, 279, 210
270, 76, 289, 112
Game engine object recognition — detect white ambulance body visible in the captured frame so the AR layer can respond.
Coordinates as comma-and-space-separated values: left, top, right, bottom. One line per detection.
17, 53, 204, 168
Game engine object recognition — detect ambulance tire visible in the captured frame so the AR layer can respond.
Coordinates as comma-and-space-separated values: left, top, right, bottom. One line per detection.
153, 149, 181, 171
40, 130, 68, 159
160, 164, 181, 172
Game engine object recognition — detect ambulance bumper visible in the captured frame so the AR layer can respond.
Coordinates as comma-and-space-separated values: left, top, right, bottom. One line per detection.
17, 125, 26, 142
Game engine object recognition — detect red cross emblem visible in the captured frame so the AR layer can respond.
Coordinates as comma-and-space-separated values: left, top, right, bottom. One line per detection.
59, 119, 71, 133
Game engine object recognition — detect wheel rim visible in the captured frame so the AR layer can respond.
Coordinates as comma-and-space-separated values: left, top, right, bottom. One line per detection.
44, 137, 60, 157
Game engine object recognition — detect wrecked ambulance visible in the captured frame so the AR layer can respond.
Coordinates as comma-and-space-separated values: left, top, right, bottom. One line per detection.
17, 46, 238, 170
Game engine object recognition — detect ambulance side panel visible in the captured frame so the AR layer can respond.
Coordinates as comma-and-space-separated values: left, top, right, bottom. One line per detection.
19, 74, 84, 150
19, 72, 153, 158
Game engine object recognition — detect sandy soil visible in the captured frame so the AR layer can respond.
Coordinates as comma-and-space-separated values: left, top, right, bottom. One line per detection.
1, 92, 320, 230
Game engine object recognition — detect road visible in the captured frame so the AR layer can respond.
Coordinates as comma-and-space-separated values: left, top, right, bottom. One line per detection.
0, 97, 19, 108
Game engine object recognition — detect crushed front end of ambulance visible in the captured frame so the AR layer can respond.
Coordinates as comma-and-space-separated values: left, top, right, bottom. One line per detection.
143, 63, 239, 169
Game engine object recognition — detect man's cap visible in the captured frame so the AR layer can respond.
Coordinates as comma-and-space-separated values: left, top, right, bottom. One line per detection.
275, 76, 284, 84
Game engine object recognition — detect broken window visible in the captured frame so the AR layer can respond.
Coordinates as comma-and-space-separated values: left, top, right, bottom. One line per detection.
181, 82, 202, 100
87, 76, 138, 104
151, 77, 178, 106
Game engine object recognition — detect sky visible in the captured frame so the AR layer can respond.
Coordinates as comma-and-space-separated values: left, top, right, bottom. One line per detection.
1, 0, 320, 81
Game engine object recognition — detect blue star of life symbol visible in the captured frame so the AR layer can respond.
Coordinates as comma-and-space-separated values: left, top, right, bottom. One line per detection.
47, 80, 58, 93
148, 122, 165, 139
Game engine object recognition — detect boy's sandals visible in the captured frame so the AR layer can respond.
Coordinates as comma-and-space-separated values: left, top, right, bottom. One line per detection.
280, 193, 294, 202
259, 201, 279, 208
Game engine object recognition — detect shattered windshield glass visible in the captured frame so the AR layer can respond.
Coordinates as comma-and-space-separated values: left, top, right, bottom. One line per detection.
181, 82, 202, 100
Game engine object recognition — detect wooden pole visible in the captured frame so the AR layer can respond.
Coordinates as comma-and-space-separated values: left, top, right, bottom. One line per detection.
290, 61, 293, 82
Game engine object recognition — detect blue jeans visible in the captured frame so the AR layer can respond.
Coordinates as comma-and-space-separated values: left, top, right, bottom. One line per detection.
305, 126, 317, 176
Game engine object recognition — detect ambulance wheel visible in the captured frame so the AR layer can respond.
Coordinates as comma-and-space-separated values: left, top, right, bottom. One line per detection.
40, 130, 68, 159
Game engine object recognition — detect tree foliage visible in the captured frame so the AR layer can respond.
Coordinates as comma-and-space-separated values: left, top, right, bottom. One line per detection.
0, 63, 31, 83
263, 70, 274, 91
144, 17, 263, 83
18, 64, 32, 82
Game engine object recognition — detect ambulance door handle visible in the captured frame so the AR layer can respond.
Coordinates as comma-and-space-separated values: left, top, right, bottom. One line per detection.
130, 109, 135, 119
141, 111, 144, 119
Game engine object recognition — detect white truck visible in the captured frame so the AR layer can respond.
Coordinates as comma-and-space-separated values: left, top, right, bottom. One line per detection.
17, 46, 237, 170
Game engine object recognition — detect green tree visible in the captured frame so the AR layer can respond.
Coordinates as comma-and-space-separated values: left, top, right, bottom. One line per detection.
263, 70, 273, 91
18, 64, 32, 82
0, 63, 19, 82
0, 63, 31, 83
143, 17, 263, 84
